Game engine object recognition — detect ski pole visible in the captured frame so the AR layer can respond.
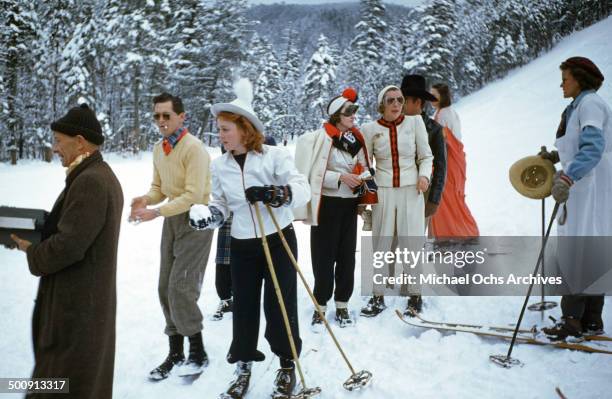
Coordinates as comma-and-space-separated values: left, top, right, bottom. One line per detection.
265, 204, 372, 391
253, 203, 321, 398
541, 198, 545, 309
527, 197, 557, 313
491, 201, 560, 368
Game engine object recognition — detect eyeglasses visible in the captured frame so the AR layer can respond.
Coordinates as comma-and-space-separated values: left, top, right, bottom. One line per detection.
341, 104, 359, 117
153, 113, 172, 121
385, 96, 405, 105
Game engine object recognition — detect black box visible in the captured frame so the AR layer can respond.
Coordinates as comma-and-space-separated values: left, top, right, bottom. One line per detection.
0, 206, 48, 247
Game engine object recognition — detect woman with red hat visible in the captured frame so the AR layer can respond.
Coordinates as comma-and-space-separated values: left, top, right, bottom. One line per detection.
294, 88, 377, 329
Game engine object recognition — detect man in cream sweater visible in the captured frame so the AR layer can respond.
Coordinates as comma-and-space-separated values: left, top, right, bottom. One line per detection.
130, 93, 213, 381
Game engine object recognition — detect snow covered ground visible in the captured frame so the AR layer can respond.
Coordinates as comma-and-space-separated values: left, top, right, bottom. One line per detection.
2, 16, 612, 399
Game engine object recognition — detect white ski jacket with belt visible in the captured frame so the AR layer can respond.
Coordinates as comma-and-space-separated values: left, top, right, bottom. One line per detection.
209, 145, 310, 239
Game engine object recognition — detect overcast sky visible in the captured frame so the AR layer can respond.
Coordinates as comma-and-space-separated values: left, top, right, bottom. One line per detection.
249, 0, 424, 7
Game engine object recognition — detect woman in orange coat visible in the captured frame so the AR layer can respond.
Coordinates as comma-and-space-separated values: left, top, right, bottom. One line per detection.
429, 83, 479, 239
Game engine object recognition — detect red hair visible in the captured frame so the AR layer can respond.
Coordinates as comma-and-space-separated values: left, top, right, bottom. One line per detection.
217, 111, 264, 153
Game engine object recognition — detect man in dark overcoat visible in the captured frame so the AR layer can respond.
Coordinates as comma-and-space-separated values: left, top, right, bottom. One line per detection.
11, 103, 123, 399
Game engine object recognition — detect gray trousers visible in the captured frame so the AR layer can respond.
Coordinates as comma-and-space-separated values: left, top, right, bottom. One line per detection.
159, 212, 213, 336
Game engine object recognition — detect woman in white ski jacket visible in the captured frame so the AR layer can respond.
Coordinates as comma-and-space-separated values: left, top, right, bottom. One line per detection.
359, 85, 433, 317
189, 80, 310, 398
294, 88, 377, 329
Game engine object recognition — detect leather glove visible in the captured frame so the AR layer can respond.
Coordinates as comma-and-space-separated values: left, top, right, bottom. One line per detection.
425, 201, 439, 217
245, 185, 292, 208
189, 205, 224, 230
538, 148, 560, 164
364, 178, 378, 193
353, 169, 378, 195
551, 171, 572, 203
354, 179, 378, 196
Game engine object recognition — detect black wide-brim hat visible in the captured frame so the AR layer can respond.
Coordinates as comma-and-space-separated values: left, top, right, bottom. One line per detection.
401, 74, 437, 102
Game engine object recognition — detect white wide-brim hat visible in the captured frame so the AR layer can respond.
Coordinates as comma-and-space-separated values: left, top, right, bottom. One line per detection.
211, 99, 265, 134
211, 79, 265, 134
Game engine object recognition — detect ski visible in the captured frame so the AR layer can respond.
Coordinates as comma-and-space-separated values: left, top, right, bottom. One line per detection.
396, 310, 612, 355
408, 311, 535, 334
176, 360, 208, 385
180, 373, 203, 385
406, 310, 612, 342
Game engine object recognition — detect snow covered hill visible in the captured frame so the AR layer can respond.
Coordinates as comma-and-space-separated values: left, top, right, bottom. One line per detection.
1, 16, 612, 399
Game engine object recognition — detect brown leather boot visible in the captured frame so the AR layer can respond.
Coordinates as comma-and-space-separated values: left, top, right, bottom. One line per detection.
542, 317, 584, 342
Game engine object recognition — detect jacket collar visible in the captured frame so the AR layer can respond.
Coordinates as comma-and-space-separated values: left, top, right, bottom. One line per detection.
66, 150, 102, 186
223, 147, 266, 164
570, 89, 595, 109
377, 115, 405, 128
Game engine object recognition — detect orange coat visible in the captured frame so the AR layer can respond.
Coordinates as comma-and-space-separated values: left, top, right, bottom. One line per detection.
429, 108, 479, 238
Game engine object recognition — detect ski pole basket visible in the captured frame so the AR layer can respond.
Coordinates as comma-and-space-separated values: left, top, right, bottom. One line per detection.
294, 386, 322, 398
489, 354, 523, 369
343, 370, 373, 391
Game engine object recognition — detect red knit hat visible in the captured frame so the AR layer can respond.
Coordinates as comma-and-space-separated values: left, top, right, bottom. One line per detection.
327, 87, 359, 116
562, 57, 605, 82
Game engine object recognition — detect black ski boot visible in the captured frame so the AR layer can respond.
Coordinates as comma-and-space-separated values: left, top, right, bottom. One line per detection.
360, 295, 386, 317
212, 298, 234, 321
542, 317, 584, 342
272, 360, 296, 399
581, 302, 605, 335
178, 332, 209, 376
219, 361, 252, 399
335, 308, 355, 327
310, 310, 325, 333
582, 316, 604, 335
404, 295, 423, 317
149, 334, 184, 381
311, 310, 325, 326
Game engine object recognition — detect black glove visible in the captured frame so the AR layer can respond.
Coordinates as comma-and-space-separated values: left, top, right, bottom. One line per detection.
551, 171, 572, 203
189, 205, 224, 230
245, 185, 292, 208
538, 147, 560, 164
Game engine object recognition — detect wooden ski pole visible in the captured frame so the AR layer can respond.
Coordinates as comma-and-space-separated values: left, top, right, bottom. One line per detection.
265, 205, 372, 390
252, 204, 319, 397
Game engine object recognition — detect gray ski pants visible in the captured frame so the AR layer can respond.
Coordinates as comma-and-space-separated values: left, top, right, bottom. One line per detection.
159, 211, 213, 337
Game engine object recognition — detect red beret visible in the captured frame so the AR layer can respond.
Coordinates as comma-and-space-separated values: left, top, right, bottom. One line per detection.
563, 57, 605, 82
